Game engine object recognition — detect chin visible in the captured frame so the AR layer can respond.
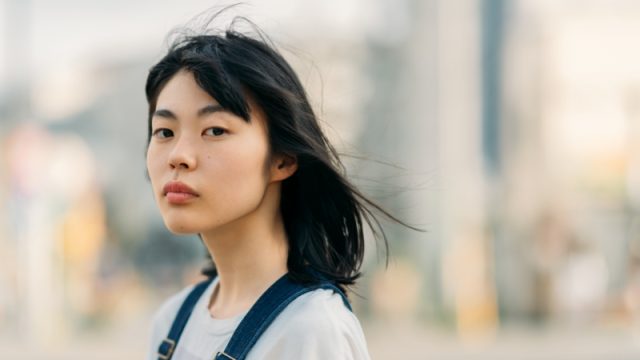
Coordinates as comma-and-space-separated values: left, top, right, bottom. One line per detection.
163, 219, 202, 235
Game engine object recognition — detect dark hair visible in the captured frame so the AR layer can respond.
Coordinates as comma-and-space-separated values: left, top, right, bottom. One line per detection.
145, 20, 422, 292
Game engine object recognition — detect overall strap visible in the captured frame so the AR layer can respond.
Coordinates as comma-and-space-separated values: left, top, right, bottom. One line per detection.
157, 277, 214, 360
214, 273, 351, 360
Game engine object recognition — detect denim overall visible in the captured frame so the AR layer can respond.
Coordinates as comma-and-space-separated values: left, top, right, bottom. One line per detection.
157, 272, 352, 360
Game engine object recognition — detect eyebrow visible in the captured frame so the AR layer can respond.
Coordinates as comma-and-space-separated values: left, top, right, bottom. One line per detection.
152, 104, 225, 120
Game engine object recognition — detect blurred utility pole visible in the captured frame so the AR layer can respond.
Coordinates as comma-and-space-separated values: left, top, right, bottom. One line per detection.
481, 0, 506, 324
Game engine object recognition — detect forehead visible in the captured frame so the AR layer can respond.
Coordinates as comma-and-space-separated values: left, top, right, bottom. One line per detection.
156, 70, 216, 108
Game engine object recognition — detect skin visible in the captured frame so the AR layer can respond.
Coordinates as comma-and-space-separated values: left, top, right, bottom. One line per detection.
146, 70, 298, 318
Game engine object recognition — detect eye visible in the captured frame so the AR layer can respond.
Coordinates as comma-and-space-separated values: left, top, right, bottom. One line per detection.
203, 127, 227, 137
152, 128, 174, 139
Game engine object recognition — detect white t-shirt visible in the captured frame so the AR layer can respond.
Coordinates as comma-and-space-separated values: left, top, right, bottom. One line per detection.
146, 276, 372, 360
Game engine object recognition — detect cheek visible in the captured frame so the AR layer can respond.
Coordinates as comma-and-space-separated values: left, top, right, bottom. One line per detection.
212, 140, 270, 195
146, 147, 165, 188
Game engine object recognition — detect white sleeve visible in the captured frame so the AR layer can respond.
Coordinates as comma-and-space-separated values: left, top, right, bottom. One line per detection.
268, 315, 370, 360
255, 290, 372, 360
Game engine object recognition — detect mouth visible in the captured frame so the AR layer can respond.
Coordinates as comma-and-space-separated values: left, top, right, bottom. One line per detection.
163, 181, 199, 204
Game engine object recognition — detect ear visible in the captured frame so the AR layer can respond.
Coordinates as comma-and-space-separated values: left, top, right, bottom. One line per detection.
270, 153, 298, 182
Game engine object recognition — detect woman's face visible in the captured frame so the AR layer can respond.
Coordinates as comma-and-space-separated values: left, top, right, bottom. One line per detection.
146, 70, 276, 234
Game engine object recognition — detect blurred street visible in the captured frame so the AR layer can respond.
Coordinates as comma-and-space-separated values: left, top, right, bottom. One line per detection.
3, 321, 640, 359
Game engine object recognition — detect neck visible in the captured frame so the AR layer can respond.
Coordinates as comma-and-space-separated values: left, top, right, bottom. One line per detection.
200, 185, 289, 319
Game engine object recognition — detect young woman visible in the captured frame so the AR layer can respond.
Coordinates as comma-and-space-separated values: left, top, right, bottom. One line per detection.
144, 20, 417, 360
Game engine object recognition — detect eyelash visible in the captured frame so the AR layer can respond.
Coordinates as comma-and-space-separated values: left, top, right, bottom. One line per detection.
152, 128, 173, 139
203, 127, 227, 136
152, 127, 227, 139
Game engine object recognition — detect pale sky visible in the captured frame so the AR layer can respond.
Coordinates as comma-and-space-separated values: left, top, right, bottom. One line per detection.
0, 0, 385, 90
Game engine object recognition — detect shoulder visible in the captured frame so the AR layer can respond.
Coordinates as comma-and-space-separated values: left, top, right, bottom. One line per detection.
251, 287, 371, 360
284, 287, 357, 334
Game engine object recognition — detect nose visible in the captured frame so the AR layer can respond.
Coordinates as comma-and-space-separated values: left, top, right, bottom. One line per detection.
168, 137, 197, 171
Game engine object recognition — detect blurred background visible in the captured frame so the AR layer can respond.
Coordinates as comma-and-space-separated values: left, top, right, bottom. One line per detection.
1, 0, 640, 359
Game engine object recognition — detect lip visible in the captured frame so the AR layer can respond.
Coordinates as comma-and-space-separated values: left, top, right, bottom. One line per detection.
163, 181, 199, 204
